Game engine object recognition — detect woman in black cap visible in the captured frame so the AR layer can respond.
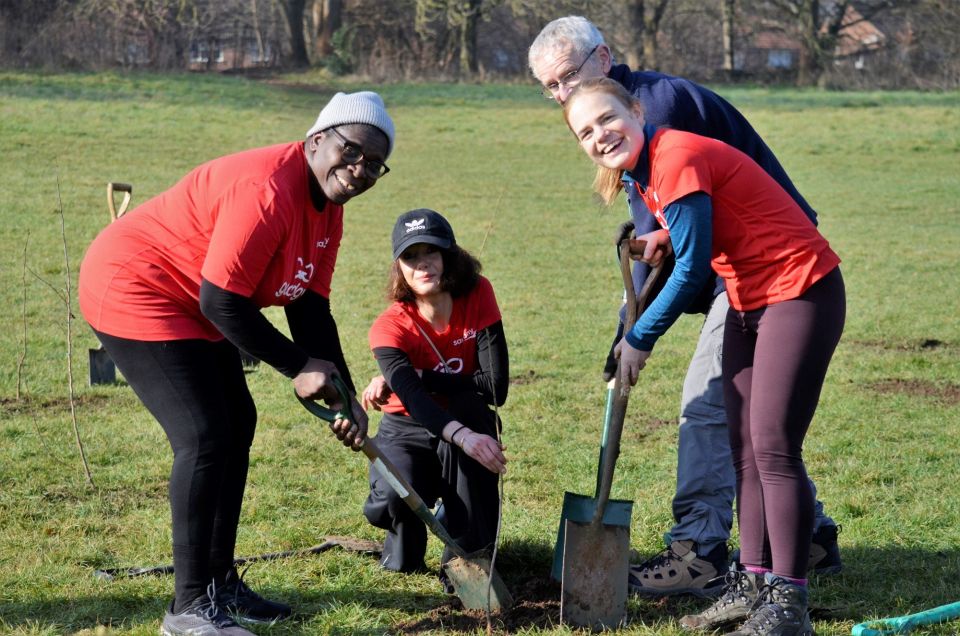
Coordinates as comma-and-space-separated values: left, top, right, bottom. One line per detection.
361, 208, 509, 587
79, 91, 394, 635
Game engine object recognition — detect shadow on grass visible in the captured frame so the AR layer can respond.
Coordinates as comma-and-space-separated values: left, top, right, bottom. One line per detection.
3, 544, 959, 633
393, 542, 960, 633
0, 584, 446, 634
628, 544, 960, 633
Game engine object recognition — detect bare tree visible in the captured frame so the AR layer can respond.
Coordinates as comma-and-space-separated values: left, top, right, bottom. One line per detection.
459, 0, 482, 76
623, 0, 645, 67
721, 0, 737, 74
415, 0, 486, 78
644, 0, 672, 69
1, 0, 955, 86
312, 0, 342, 58
277, 0, 310, 66
608, 0, 671, 69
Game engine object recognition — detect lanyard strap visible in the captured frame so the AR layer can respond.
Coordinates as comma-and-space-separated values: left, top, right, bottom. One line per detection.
414, 322, 452, 374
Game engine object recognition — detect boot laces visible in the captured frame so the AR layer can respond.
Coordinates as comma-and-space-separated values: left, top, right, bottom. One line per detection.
738, 583, 801, 634
715, 570, 752, 606
638, 545, 682, 571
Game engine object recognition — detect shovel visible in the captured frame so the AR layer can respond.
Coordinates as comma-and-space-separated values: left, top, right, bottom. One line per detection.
550, 378, 634, 582
297, 380, 513, 612
560, 239, 665, 630
88, 182, 132, 385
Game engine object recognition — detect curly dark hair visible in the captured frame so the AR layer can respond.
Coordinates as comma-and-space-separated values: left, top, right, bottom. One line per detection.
387, 245, 482, 303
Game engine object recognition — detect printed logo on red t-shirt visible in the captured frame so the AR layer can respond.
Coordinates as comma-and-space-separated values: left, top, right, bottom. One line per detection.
276, 256, 315, 301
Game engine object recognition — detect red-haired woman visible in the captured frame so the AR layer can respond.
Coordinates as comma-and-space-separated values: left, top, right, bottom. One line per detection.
564, 77, 844, 636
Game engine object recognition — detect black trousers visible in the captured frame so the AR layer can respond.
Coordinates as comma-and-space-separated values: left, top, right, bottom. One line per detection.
363, 393, 501, 573
95, 331, 256, 608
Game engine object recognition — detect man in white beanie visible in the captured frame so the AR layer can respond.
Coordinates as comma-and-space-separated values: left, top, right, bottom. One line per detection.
79, 91, 394, 635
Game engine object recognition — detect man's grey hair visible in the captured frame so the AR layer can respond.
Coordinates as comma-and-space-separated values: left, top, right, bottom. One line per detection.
528, 16, 606, 78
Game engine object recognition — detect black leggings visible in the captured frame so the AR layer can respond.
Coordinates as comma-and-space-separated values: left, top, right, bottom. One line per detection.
363, 393, 501, 573
722, 268, 845, 579
95, 331, 256, 608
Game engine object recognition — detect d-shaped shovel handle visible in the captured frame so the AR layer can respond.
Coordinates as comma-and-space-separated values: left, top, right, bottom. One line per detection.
294, 375, 353, 422
107, 182, 132, 221
296, 386, 467, 558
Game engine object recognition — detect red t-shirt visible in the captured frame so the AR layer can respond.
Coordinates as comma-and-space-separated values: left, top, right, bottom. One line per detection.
79, 142, 342, 341
368, 276, 501, 417
637, 129, 840, 311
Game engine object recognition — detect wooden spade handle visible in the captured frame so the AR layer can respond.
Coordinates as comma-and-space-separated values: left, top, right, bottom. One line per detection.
107, 182, 132, 221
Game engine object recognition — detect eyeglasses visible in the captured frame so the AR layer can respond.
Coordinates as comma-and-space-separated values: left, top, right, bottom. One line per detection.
326, 127, 390, 179
540, 45, 599, 99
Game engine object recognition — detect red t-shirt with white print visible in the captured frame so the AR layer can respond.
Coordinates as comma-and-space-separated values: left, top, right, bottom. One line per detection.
79, 142, 341, 341
634, 129, 840, 311
368, 276, 501, 417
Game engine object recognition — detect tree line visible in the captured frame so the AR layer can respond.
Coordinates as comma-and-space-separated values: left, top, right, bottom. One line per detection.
1, 0, 957, 88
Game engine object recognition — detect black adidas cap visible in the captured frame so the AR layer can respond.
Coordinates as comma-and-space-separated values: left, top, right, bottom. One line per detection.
391, 208, 456, 260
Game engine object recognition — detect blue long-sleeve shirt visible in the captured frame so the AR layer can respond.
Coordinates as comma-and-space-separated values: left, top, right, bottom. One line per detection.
624, 191, 714, 350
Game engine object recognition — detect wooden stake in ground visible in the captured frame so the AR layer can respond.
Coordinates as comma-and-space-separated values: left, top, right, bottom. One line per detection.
17, 232, 29, 400
56, 175, 94, 488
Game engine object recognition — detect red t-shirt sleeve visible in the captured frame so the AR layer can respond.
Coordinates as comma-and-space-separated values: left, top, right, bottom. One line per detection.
654, 143, 714, 209
471, 276, 502, 330
201, 179, 288, 297
369, 306, 413, 351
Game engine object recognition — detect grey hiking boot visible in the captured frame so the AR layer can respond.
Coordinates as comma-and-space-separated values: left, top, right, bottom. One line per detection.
161, 582, 255, 636
680, 568, 764, 631
628, 540, 727, 598
218, 567, 292, 624
724, 574, 814, 636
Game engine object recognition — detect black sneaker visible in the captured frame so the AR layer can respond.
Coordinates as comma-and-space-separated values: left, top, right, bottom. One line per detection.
218, 567, 292, 624
808, 524, 842, 575
162, 583, 255, 636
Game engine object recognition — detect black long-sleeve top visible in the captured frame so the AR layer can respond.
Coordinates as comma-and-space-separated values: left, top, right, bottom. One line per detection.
199, 279, 355, 392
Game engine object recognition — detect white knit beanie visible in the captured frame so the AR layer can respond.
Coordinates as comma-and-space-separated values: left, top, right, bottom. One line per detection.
305, 91, 395, 158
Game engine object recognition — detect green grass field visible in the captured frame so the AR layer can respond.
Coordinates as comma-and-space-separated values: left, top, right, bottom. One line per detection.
1, 71, 959, 635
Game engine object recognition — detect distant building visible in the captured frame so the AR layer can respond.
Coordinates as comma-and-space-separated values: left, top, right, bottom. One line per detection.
187, 39, 275, 71
737, 4, 886, 74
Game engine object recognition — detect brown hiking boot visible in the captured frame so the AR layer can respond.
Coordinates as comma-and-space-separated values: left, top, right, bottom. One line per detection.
725, 574, 814, 636
680, 569, 764, 631
628, 540, 727, 598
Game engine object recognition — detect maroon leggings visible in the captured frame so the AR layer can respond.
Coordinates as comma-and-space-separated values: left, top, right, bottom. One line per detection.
723, 267, 845, 579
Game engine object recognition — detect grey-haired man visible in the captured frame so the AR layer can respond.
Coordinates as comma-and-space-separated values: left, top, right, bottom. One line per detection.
529, 16, 842, 601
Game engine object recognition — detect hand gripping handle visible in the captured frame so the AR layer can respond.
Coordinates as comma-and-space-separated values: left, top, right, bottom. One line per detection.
294, 375, 352, 422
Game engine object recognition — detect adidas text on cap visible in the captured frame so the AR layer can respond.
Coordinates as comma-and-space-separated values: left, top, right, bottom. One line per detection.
391, 208, 456, 260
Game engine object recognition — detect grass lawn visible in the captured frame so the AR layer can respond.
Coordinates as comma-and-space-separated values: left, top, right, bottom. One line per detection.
1, 70, 959, 635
